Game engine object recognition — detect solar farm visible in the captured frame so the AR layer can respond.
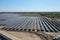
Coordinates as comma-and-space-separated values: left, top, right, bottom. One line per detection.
0, 13, 60, 40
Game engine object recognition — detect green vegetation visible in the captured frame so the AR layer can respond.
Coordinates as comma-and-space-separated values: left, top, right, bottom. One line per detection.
40, 12, 60, 18
0, 12, 60, 18
22, 13, 40, 16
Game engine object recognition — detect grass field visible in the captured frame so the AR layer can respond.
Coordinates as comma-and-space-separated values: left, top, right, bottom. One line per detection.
22, 13, 41, 16
0, 12, 60, 17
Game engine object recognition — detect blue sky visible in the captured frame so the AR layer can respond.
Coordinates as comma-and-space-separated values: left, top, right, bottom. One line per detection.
0, 0, 60, 12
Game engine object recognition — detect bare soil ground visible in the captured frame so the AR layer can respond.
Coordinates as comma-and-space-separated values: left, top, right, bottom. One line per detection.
45, 32, 60, 37
0, 30, 42, 40
0, 29, 60, 40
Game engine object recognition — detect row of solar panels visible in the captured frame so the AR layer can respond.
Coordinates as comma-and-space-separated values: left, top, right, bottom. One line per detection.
0, 16, 60, 32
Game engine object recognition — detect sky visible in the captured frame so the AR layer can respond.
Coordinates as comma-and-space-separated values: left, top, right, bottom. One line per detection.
0, 0, 60, 12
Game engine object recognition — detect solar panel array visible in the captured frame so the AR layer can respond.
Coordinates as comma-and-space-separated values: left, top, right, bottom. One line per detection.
1, 16, 60, 32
